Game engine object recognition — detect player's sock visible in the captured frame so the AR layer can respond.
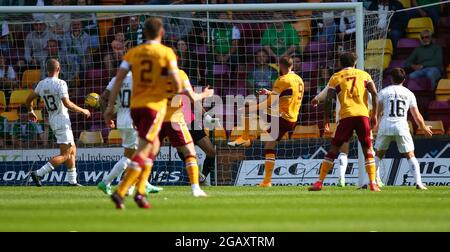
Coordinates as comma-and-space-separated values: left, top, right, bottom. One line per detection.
319, 152, 336, 181
242, 115, 250, 139
365, 157, 376, 183
116, 155, 144, 198
36, 162, 55, 177
263, 150, 276, 184
337, 153, 347, 180
67, 168, 77, 184
136, 156, 154, 195
103, 157, 130, 186
408, 157, 423, 185
185, 155, 200, 185
202, 156, 215, 178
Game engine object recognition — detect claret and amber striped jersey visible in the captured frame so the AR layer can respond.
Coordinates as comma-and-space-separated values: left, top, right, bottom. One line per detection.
327, 67, 373, 120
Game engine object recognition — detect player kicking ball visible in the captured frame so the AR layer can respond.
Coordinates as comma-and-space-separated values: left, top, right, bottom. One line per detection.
373, 68, 432, 190
97, 72, 162, 196
229, 56, 305, 187
26, 59, 91, 186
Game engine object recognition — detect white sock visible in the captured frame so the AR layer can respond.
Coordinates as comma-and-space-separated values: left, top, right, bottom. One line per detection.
103, 157, 130, 185
337, 153, 347, 179
67, 168, 77, 184
375, 156, 382, 182
408, 157, 423, 185
36, 162, 54, 177
192, 184, 201, 191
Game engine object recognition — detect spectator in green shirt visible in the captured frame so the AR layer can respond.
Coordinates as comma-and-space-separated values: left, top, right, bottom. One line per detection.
211, 12, 241, 66
10, 106, 47, 148
261, 12, 300, 64
0, 115, 8, 148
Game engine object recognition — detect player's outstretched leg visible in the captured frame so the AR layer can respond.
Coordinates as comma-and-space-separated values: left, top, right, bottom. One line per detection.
309, 152, 337, 191
258, 149, 276, 187
98, 157, 130, 195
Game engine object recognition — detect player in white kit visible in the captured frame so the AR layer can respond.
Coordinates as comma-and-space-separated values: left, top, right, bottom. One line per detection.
97, 72, 162, 195
374, 68, 432, 190
312, 86, 383, 187
26, 59, 91, 186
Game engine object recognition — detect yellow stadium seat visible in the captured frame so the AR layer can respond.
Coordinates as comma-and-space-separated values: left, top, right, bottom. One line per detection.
1, 111, 18, 121
79, 131, 104, 144
0, 91, 6, 112
291, 124, 320, 139
435, 79, 450, 101
416, 121, 444, 135
365, 54, 391, 70
21, 69, 41, 89
406, 17, 434, 39
107, 129, 122, 144
366, 39, 393, 55
322, 123, 337, 138
213, 127, 227, 140
229, 127, 258, 141
399, 0, 411, 8
9, 89, 35, 110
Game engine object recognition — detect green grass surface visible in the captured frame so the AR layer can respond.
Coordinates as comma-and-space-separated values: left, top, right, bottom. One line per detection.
0, 186, 449, 231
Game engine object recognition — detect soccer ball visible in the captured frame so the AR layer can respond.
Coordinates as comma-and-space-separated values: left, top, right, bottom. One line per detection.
85, 93, 100, 109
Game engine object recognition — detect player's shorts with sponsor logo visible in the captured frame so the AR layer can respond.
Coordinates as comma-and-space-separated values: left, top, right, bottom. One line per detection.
332, 116, 372, 148
159, 120, 193, 147
374, 134, 414, 153
50, 115, 74, 145
119, 128, 138, 149
130, 107, 166, 144
266, 116, 296, 141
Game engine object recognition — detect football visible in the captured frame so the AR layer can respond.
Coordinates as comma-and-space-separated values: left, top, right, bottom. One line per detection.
85, 92, 100, 109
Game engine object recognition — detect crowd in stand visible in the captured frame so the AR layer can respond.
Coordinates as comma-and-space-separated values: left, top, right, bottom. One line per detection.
0, 0, 449, 148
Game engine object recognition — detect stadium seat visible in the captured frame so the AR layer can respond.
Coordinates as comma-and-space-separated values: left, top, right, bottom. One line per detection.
21, 69, 41, 89
1, 111, 18, 121
416, 121, 445, 135
9, 89, 35, 110
395, 38, 420, 59
435, 79, 450, 101
366, 39, 393, 55
291, 124, 320, 139
427, 100, 450, 130
213, 127, 227, 140
212, 64, 230, 76
365, 54, 391, 70
0, 91, 6, 113
387, 59, 405, 69
322, 123, 337, 138
79, 131, 104, 144
303, 41, 329, 61
107, 129, 122, 144
406, 17, 434, 39
398, 0, 411, 8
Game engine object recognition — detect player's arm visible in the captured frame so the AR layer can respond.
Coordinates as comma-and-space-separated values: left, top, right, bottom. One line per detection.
183, 84, 214, 103
366, 80, 378, 128
323, 87, 336, 131
25, 92, 40, 122
100, 89, 111, 113
311, 86, 329, 107
410, 106, 432, 137
62, 97, 91, 118
104, 66, 128, 128
247, 88, 273, 113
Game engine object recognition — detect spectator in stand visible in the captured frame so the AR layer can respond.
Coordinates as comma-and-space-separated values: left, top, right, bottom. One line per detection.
0, 115, 8, 149
368, 0, 408, 53
43, 0, 72, 41
404, 29, 442, 88
41, 39, 79, 87
10, 106, 47, 148
261, 12, 300, 63
0, 21, 11, 55
175, 39, 199, 86
0, 53, 19, 93
104, 30, 129, 77
24, 21, 57, 67
337, 6, 356, 50
411, 0, 442, 27
211, 12, 241, 66
62, 20, 92, 79
292, 54, 311, 94
126, 15, 144, 47
311, 6, 338, 44
161, 4, 194, 42
247, 48, 278, 94
76, 0, 100, 50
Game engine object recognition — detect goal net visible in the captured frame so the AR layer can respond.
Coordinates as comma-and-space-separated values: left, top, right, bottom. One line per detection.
0, 3, 392, 186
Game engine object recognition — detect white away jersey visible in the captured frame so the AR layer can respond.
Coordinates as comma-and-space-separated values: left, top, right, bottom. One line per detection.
377, 85, 417, 136
106, 72, 133, 129
34, 77, 70, 122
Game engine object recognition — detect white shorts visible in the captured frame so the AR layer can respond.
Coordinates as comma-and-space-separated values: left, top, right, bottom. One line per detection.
374, 134, 415, 153
50, 116, 74, 145
119, 128, 138, 149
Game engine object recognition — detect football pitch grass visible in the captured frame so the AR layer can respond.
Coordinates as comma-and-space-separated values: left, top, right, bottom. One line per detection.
0, 186, 449, 232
